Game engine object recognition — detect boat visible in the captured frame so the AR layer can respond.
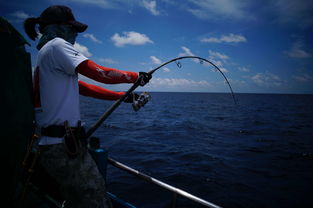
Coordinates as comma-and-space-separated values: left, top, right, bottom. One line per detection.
23, 143, 222, 208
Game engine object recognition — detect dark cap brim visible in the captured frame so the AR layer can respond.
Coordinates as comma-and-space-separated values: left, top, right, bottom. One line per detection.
68, 20, 88, 33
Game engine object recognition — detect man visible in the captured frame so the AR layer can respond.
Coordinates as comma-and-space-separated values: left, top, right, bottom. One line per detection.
24, 5, 151, 207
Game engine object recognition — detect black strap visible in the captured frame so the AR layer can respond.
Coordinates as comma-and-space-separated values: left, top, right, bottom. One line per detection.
42, 125, 72, 137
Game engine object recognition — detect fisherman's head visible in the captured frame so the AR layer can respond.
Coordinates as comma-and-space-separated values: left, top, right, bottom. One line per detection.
24, 5, 88, 48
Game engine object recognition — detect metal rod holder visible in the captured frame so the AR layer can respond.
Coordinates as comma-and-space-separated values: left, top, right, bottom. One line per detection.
108, 157, 222, 208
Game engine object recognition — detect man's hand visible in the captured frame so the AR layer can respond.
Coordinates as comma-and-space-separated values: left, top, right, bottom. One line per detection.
138, 72, 152, 86
124, 92, 139, 103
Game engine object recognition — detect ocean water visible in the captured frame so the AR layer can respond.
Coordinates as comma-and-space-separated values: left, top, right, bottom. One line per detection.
80, 92, 313, 208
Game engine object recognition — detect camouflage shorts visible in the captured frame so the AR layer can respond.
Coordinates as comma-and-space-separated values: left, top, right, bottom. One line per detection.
38, 143, 112, 208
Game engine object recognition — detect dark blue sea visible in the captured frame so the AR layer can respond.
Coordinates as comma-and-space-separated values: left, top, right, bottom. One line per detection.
80, 92, 313, 208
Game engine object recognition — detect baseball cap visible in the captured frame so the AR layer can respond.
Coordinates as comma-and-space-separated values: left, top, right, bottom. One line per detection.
39, 5, 88, 32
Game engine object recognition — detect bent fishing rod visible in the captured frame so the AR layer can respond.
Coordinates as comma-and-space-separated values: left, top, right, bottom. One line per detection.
85, 56, 236, 139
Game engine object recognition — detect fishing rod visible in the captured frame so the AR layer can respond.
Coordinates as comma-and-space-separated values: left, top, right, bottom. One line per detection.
85, 56, 236, 139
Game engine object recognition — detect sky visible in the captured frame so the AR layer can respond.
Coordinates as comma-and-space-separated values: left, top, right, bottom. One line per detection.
1, 0, 313, 94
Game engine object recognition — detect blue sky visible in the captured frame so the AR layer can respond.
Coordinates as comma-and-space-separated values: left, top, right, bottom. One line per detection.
2, 0, 313, 94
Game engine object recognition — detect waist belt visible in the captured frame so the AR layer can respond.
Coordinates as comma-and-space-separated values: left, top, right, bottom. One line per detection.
42, 122, 86, 158
41, 125, 79, 137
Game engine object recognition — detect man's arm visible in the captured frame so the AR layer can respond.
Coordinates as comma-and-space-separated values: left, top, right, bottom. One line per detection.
78, 80, 125, 100
76, 60, 138, 84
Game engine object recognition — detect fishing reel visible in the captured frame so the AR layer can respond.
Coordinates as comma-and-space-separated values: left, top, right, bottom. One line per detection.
132, 92, 151, 111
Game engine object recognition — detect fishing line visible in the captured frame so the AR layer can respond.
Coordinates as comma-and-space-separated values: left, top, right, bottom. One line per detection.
85, 56, 237, 139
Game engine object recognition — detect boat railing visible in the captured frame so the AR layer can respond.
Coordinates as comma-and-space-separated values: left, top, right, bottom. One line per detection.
108, 157, 222, 208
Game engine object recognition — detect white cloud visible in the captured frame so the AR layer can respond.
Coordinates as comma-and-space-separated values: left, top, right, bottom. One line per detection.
142, 0, 160, 16
208, 50, 229, 72
227, 78, 247, 87
83, 33, 102, 44
149, 56, 170, 72
67, 0, 161, 16
238, 67, 250, 72
178, 47, 229, 72
150, 56, 162, 65
179, 46, 195, 57
74, 42, 92, 57
211, 60, 223, 67
10, 11, 30, 19
219, 68, 229, 73
9, 11, 30, 22
178, 46, 201, 65
250, 72, 282, 87
187, 0, 252, 21
111, 31, 153, 47
271, 0, 313, 28
150, 78, 211, 87
63, 0, 114, 8
293, 74, 313, 82
208, 50, 229, 60
201, 33, 247, 44
286, 41, 311, 58
97, 58, 118, 64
